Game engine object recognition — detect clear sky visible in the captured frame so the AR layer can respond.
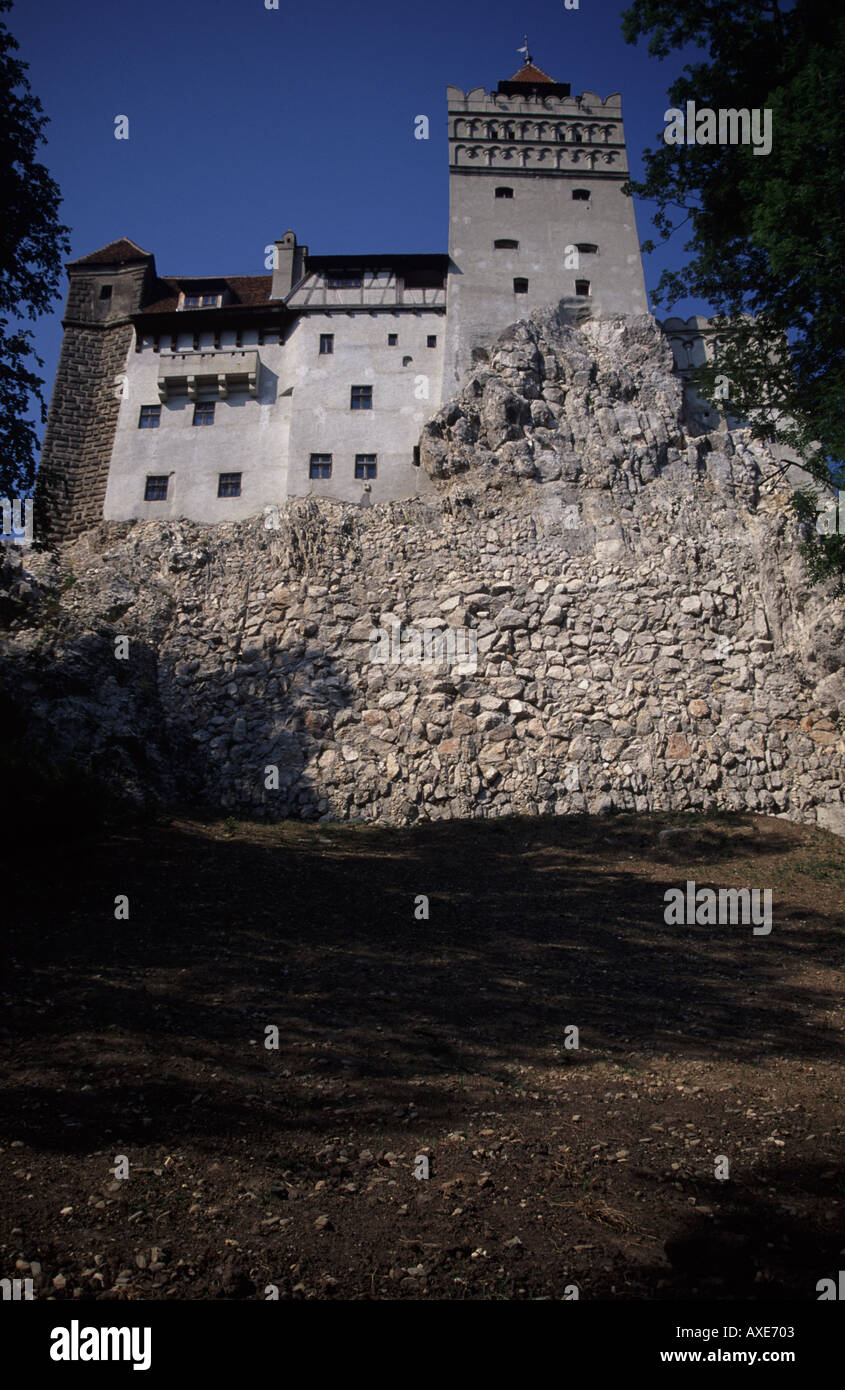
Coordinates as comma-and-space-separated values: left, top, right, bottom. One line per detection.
10, 0, 708, 424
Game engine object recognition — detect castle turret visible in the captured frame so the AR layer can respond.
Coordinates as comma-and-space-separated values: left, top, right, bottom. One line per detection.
443, 56, 648, 393
34, 238, 156, 543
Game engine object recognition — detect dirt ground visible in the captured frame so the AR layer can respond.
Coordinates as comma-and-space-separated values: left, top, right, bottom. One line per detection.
1, 809, 842, 1301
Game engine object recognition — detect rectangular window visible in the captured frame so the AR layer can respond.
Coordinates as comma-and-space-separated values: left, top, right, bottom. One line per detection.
495, 186, 513, 199
388, 333, 398, 346
138, 405, 161, 429
350, 385, 372, 409
354, 454, 377, 480
309, 454, 332, 479
183, 292, 220, 308
319, 333, 334, 354
494, 239, 519, 249
193, 401, 215, 426
575, 279, 591, 296
99, 284, 113, 300
326, 273, 363, 288
218, 472, 241, 497
144, 475, 168, 501
572, 188, 591, 201
513, 278, 529, 294
426, 335, 437, 348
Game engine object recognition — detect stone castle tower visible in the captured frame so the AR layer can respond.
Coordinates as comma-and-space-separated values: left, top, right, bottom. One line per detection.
33, 54, 682, 542
443, 56, 648, 392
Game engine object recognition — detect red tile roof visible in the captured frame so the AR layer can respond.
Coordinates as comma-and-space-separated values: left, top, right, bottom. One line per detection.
68, 237, 153, 267
508, 61, 557, 84
139, 275, 273, 314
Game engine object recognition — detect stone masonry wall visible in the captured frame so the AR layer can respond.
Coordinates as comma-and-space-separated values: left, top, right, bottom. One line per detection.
34, 263, 150, 543
5, 311, 844, 833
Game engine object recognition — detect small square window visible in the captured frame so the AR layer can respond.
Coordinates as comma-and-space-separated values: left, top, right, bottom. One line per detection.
218, 472, 241, 497
355, 454, 377, 480
193, 401, 215, 426
99, 284, 113, 300
513, 278, 529, 294
388, 333, 398, 346
144, 475, 168, 501
426, 335, 437, 348
575, 279, 590, 296
350, 385, 372, 409
138, 405, 160, 429
319, 333, 334, 354
309, 454, 332, 479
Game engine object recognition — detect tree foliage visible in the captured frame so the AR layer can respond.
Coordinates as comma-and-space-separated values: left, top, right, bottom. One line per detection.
622, 0, 845, 591
0, 0, 70, 499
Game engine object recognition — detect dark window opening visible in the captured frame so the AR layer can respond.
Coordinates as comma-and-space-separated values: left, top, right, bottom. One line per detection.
426, 335, 437, 348
193, 401, 215, 426
350, 385, 372, 409
494, 239, 519, 249
388, 333, 398, 346
326, 273, 363, 288
99, 284, 113, 300
309, 454, 332, 479
412, 445, 420, 467
513, 278, 529, 294
495, 186, 513, 199
218, 472, 241, 497
355, 454, 377, 480
576, 243, 598, 254
572, 188, 591, 201
319, 333, 334, 354
575, 279, 590, 296
138, 405, 160, 429
144, 475, 168, 501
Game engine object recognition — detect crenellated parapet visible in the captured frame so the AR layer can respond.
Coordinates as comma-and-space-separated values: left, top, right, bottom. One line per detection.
447, 87, 628, 177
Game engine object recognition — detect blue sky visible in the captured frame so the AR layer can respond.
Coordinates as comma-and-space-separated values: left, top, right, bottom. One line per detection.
11, 0, 708, 424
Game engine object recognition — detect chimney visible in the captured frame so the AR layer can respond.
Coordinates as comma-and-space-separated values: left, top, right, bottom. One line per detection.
271, 230, 307, 298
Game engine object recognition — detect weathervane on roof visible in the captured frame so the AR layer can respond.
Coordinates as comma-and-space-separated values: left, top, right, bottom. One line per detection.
517, 36, 532, 65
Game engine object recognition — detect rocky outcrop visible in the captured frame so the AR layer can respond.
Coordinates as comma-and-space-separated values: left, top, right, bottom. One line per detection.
2, 311, 843, 831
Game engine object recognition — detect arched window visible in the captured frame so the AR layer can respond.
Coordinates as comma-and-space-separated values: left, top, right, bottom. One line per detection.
495, 186, 514, 199
572, 189, 591, 201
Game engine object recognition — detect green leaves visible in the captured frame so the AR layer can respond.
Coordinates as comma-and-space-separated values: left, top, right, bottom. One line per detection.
622, 0, 845, 589
0, 0, 71, 497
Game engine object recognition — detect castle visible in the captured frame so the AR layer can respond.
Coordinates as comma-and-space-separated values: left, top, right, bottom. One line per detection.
34, 54, 714, 542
